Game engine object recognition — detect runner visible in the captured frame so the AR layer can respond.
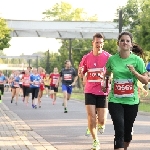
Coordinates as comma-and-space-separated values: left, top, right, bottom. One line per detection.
44, 73, 50, 97
103, 31, 149, 150
78, 33, 110, 150
0, 70, 6, 103
59, 60, 78, 113
30, 68, 41, 109
50, 67, 60, 105
131, 43, 148, 98
11, 71, 21, 105
19, 71, 24, 97
38, 67, 45, 108
22, 70, 31, 106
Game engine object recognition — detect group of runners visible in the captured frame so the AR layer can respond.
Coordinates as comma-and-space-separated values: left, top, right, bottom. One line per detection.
78, 31, 149, 150
0, 31, 149, 150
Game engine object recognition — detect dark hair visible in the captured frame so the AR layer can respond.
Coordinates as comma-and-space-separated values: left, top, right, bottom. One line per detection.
64, 60, 71, 64
132, 43, 143, 58
27, 66, 32, 69
93, 33, 104, 41
118, 31, 133, 42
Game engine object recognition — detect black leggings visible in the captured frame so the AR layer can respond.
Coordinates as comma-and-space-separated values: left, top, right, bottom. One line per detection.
22, 86, 30, 97
32, 88, 39, 99
108, 102, 138, 149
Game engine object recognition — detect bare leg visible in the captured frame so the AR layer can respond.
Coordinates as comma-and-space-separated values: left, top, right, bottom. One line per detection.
97, 108, 108, 127
53, 93, 56, 105
15, 88, 20, 104
86, 105, 97, 140
63, 91, 67, 107
11, 88, 16, 103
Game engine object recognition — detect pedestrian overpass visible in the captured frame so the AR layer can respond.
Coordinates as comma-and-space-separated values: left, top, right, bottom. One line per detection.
0, 64, 28, 71
5, 20, 122, 68
6, 20, 120, 39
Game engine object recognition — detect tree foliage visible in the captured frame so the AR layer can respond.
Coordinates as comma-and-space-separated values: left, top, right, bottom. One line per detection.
0, 18, 11, 50
114, 0, 150, 62
42, 1, 118, 71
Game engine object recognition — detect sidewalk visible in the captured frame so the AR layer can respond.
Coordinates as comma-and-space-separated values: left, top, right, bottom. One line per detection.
0, 103, 57, 150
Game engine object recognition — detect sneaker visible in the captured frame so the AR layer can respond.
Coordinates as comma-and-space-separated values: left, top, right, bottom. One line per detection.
34, 105, 37, 109
62, 103, 64, 106
64, 107, 67, 113
15, 102, 17, 105
32, 104, 35, 108
98, 124, 105, 134
39, 106, 41, 108
0, 100, 2, 103
46, 95, 48, 98
22, 97, 25, 102
11, 99, 13, 103
131, 127, 134, 135
85, 127, 91, 136
92, 139, 100, 150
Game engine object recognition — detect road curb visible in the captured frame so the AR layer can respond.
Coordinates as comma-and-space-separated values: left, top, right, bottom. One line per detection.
0, 102, 58, 150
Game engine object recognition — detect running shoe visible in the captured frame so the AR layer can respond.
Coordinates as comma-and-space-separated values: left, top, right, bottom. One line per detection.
62, 103, 64, 106
34, 105, 37, 109
64, 107, 67, 113
39, 106, 41, 108
46, 95, 48, 97
131, 127, 134, 135
11, 98, 13, 103
98, 124, 105, 134
92, 139, 100, 150
0, 100, 2, 103
15, 102, 17, 105
32, 104, 35, 108
85, 127, 91, 136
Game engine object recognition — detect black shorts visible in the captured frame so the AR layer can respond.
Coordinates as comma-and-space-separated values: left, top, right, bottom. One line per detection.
85, 93, 108, 108
50, 86, 58, 92
19, 84, 23, 88
45, 85, 50, 89
0, 85, 4, 95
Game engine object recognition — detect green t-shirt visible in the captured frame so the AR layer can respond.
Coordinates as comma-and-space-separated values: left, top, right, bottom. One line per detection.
106, 53, 147, 105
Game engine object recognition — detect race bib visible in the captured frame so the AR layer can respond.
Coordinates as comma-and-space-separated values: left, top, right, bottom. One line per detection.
87, 68, 104, 82
114, 79, 134, 98
0, 80, 4, 84
34, 81, 40, 85
14, 82, 19, 87
24, 80, 30, 86
64, 74, 72, 81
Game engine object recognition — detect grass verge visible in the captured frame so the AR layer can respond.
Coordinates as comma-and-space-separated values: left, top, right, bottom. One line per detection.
57, 92, 150, 112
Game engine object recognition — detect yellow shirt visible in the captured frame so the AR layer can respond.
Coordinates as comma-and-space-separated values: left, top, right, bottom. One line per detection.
44, 77, 50, 86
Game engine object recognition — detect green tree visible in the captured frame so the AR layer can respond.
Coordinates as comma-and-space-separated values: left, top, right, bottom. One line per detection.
43, 1, 98, 69
0, 18, 11, 50
114, 0, 150, 63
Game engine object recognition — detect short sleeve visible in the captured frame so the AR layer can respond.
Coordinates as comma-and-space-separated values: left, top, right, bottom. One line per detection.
106, 57, 112, 72
79, 55, 87, 74
72, 68, 77, 76
136, 57, 147, 74
60, 69, 64, 77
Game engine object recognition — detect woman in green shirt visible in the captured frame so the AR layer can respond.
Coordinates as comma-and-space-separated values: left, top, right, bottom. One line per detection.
103, 31, 149, 150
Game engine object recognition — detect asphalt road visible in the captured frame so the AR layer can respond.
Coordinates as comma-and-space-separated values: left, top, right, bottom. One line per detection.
3, 92, 150, 150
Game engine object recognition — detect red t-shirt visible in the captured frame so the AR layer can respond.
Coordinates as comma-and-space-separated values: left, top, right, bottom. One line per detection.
40, 73, 46, 79
22, 74, 30, 87
50, 73, 60, 87
40, 73, 45, 90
